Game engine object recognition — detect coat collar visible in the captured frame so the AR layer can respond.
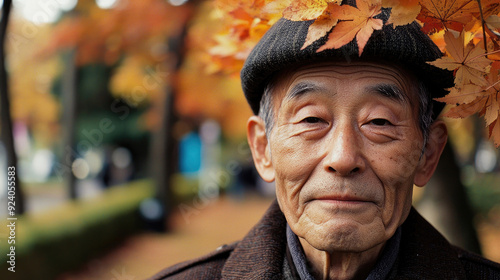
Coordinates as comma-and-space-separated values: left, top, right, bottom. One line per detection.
222, 200, 467, 279
222, 200, 287, 279
395, 207, 468, 279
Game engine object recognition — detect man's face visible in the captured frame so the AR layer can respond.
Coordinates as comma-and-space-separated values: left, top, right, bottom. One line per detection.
251, 62, 438, 253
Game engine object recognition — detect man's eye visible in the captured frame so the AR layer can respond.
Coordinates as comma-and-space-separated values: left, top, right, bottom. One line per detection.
302, 117, 322, 123
370, 119, 392, 126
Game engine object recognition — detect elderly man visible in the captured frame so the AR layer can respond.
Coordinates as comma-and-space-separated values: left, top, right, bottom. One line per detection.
150, 5, 500, 280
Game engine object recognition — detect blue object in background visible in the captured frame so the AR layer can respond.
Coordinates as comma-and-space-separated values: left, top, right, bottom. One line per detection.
179, 132, 202, 175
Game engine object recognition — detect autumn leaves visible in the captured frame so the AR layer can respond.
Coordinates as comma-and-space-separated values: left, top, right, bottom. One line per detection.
211, 0, 500, 146
418, 0, 500, 146
282, 0, 500, 145
287, 0, 384, 55
429, 31, 497, 135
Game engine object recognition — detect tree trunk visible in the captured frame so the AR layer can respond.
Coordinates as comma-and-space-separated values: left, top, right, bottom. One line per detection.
0, 0, 24, 215
149, 6, 194, 231
61, 50, 78, 199
415, 142, 482, 254
150, 85, 176, 231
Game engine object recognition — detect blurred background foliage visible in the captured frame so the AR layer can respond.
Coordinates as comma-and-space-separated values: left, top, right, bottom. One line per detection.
0, 0, 499, 279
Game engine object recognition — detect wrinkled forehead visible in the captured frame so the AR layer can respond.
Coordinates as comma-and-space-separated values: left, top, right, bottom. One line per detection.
267, 61, 421, 110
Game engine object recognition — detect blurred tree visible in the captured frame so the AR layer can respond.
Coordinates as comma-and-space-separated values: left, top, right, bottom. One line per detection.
177, 1, 253, 140
148, 5, 195, 230
416, 142, 482, 254
39, 0, 208, 229
61, 49, 78, 199
0, 0, 24, 214
7, 19, 60, 147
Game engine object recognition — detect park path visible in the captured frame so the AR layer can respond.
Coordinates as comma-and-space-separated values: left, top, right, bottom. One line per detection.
58, 195, 276, 280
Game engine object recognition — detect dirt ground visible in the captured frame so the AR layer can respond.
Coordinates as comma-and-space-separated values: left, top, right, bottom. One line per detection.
59, 195, 500, 280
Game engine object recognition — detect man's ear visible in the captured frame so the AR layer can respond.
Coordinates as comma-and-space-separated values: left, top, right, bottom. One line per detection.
414, 120, 448, 187
247, 115, 275, 182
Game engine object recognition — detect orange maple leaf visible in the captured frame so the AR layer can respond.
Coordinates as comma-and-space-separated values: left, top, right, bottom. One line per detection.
428, 31, 491, 88
417, 0, 478, 34
382, 0, 421, 27
317, 0, 383, 55
301, 3, 340, 49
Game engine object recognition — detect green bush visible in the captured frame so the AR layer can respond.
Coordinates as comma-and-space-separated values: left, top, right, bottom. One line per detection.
0, 180, 154, 280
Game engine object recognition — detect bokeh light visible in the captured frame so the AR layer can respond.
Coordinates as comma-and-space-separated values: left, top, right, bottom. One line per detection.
96, 0, 118, 9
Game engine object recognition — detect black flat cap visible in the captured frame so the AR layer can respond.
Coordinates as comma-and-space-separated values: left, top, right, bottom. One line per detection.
240, 4, 454, 117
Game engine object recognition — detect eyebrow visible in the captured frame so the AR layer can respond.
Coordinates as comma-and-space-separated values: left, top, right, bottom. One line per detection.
284, 81, 409, 103
285, 82, 326, 101
369, 84, 408, 103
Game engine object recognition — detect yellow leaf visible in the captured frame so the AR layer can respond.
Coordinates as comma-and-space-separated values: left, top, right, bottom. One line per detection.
382, 0, 421, 27
209, 34, 239, 56
283, 0, 330, 21
262, 0, 293, 15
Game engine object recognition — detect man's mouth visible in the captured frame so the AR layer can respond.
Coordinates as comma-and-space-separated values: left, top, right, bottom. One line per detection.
313, 195, 375, 206
316, 194, 367, 202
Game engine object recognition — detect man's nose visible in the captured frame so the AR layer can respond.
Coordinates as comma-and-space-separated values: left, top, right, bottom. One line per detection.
324, 122, 364, 176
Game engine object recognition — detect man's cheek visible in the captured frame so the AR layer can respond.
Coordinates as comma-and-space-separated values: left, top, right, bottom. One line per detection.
381, 145, 422, 185
274, 173, 306, 218
272, 145, 316, 182
276, 183, 303, 224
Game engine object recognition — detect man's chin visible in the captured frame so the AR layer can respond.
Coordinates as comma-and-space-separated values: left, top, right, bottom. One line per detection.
303, 200, 381, 226
297, 217, 387, 254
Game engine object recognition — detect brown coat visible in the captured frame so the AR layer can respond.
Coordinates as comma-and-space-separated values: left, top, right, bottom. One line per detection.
149, 201, 500, 279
